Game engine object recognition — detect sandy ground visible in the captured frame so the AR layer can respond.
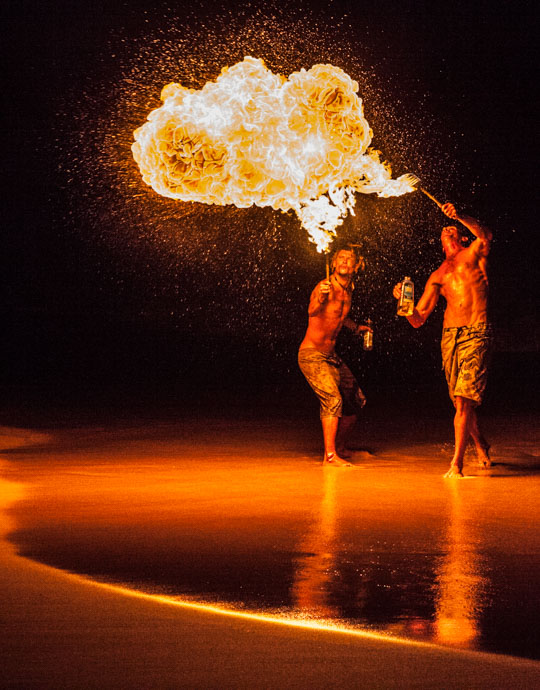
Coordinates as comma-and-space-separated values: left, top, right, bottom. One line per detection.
1, 423, 540, 689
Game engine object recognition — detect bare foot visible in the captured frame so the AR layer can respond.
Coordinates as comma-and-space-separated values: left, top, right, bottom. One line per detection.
477, 444, 492, 469
324, 452, 353, 467
444, 464, 464, 478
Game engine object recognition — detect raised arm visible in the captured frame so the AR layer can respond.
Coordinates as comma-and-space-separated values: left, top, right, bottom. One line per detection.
442, 203, 492, 255
394, 272, 441, 328
307, 279, 331, 316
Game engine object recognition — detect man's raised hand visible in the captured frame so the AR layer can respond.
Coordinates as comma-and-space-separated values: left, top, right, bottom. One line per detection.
441, 202, 458, 220
318, 279, 331, 302
319, 279, 331, 294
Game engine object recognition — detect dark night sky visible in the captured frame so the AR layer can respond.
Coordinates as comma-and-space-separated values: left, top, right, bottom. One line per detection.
2, 0, 538, 417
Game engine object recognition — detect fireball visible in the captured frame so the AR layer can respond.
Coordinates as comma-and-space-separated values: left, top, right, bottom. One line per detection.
132, 57, 414, 252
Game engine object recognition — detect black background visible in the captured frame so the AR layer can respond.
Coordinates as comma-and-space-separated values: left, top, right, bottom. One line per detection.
2, 0, 538, 423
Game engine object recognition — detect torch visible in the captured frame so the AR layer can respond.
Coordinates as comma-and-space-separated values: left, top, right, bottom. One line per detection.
419, 187, 444, 209
404, 174, 444, 209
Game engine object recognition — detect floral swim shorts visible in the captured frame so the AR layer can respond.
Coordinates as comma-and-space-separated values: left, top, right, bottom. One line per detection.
298, 348, 366, 418
441, 323, 493, 407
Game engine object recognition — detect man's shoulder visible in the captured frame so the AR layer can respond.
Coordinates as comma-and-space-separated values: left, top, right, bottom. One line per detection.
452, 241, 489, 264
469, 235, 491, 258
428, 264, 446, 285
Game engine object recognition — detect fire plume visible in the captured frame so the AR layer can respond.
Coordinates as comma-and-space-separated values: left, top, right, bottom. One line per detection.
132, 57, 414, 252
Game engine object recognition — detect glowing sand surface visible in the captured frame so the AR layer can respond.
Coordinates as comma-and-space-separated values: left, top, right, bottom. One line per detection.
2, 416, 539, 662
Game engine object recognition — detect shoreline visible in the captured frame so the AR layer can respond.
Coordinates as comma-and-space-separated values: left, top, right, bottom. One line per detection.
2, 502, 539, 689
2, 425, 539, 688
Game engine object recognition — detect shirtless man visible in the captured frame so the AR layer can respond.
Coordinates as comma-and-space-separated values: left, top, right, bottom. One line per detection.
298, 246, 372, 466
393, 203, 493, 477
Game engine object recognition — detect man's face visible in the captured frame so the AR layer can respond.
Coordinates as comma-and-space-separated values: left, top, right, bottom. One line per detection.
334, 250, 357, 275
441, 225, 462, 251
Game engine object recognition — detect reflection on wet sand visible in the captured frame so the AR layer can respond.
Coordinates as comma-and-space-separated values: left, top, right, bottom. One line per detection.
434, 481, 486, 649
2, 420, 539, 660
292, 465, 488, 648
292, 467, 339, 619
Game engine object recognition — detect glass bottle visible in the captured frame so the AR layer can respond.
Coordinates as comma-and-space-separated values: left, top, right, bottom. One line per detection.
397, 276, 414, 316
363, 319, 373, 351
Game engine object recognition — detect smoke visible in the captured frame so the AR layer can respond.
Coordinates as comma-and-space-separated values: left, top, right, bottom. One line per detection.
132, 57, 414, 253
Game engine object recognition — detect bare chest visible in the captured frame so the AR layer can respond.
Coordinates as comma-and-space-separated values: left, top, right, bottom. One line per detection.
328, 290, 352, 319
440, 255, 476, 291
438, 253, 489, 311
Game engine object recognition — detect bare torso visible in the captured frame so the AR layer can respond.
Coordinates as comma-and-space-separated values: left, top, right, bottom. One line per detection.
396, 209, 492, 332
433, 244, 489, 327
299, 279, 352, 354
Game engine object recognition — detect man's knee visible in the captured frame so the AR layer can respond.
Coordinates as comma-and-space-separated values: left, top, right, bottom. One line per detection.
320, 397, 342, 418
455, 396, 475, 414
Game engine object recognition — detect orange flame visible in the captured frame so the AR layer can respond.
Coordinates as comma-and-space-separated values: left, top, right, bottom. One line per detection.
132, 57, 415, 253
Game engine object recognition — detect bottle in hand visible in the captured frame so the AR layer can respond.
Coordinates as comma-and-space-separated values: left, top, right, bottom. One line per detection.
397, 277, 414, 316
363, 319, 373, 351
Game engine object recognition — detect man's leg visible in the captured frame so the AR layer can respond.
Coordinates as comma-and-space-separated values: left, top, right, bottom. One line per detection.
445, 325, 493, 475
469, 410, 491, 468
336, 360, 364, 458
321, 416, 352, 466
336, 415, 356, 457
445, 396, 475, 478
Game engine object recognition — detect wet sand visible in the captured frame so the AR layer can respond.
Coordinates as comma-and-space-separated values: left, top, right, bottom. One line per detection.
1, 420, 540, 688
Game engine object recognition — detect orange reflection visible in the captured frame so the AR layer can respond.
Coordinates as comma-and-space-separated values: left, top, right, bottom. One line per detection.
291, 467, 339, 619
0, 472, 445, 652
434, 481, 485, 647
0, 475, 25, 543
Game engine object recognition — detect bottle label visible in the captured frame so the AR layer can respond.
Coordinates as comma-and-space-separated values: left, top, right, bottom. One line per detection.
398, 280, 414, 316
403, 286, 413, 300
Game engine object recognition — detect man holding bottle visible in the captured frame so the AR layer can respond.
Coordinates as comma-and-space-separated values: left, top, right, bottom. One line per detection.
299, 245, 373, 466
393, 203, 493, 477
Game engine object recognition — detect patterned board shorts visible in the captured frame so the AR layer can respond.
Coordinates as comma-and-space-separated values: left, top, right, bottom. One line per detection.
298, 348, 366, 419
441, 323, 493, 407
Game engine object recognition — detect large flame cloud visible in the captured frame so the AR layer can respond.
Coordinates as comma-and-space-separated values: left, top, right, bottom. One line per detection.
132, 57, 414, 252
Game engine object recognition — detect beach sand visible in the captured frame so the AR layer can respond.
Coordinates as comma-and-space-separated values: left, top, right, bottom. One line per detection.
1, 422, 539, 689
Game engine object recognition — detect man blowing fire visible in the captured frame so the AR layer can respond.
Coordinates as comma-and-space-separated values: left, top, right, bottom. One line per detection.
393, 202, 493, 477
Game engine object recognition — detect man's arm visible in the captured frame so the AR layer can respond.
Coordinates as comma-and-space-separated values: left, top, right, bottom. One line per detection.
442, 203, 492, 255
394, 273, 441, 328
343, 318, 372, 335
307, 280, 331, 317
